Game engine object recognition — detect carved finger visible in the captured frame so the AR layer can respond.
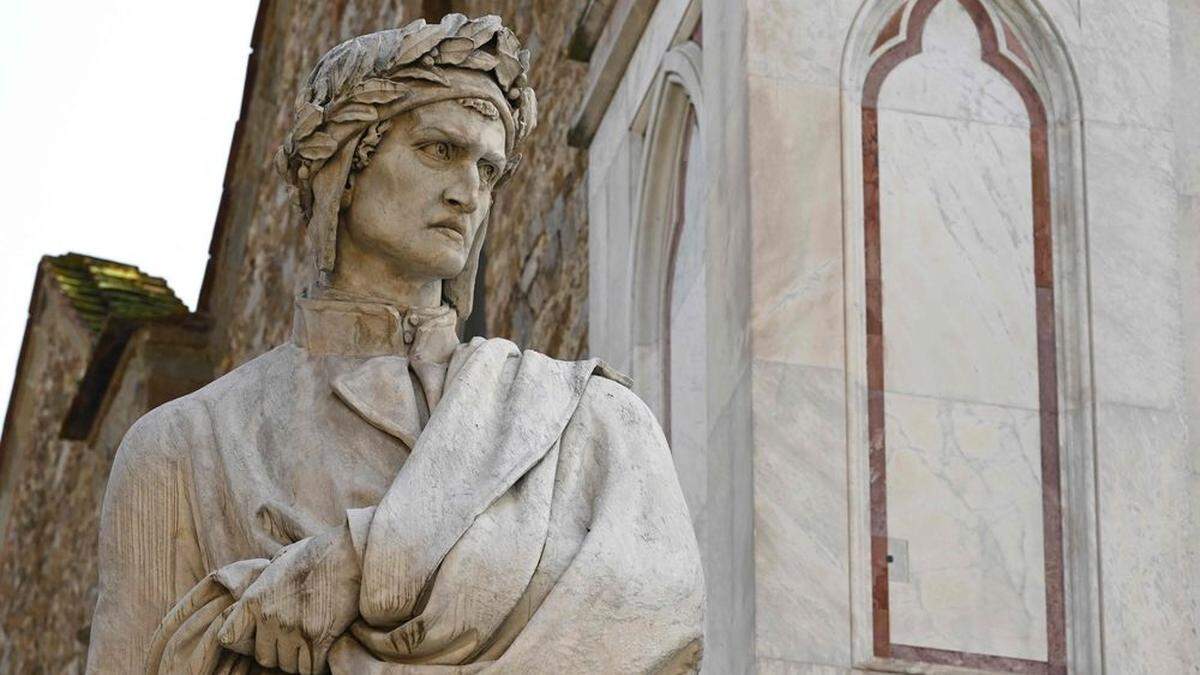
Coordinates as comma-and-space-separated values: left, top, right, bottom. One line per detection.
254, 618, 280, 669
217, 602, 256, 656
310, 639, 330, 675
296, 639, 316, 675
276, 630, 304, 674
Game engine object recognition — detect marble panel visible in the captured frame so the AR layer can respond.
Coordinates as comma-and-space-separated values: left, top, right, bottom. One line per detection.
1076, 0, 1173, 130
587, 171, 609, 355
884, 392, 1048, 661
704, 68, 753, 424
877, 109, 1038, 410
670, 258, 708, 538
748, 76, 845, 370
704, 145, 754, 419
745, 0, 850, 85
1083, 123, 1182, 410
1093, 402, 1198, 673
752, 360, 851, 665
1170, 0, 1200, 197
600, 138, 638, 373
877, 0, 1030, 128
702, 368, 756, 675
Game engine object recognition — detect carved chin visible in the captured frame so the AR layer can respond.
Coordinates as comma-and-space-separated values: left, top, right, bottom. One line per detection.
423, 247, 470, 280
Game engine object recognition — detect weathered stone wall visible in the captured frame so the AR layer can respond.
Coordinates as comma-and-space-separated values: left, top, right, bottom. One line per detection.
0, 272, 99, 673
0, 273, 211, 673
203, 0, 592, 375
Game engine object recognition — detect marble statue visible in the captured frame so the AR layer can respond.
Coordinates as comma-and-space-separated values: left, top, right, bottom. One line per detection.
85, 15, 705, 675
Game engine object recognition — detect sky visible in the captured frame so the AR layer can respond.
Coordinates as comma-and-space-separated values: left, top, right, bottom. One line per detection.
0, 2, 260, 418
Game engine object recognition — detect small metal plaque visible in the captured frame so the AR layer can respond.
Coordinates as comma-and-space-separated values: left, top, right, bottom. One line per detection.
887, 538, 910, 583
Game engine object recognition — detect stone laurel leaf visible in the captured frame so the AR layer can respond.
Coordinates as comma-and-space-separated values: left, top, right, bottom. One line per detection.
273, 147, 289, 178
292, 103, 325, 140
439, 13, 469, 37
496, 28, 520, 58
436, 36, 476, 65
455, 15, 502, 47
459, 51, 499, 72
296, 132, 339, 161
494, 52, 522, 89
518, 88, 537, 140
391, 67, 448, 86
328, 102, 378, 123
350, 79, 411, 104
390, 23, 448, 68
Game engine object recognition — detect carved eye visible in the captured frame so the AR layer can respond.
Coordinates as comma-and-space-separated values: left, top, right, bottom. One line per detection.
422, 141, 452, 161
478, 162, 499, 185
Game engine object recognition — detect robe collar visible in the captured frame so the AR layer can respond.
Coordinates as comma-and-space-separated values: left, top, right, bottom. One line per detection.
292, 292, 459, 447
292, 289, 458, 360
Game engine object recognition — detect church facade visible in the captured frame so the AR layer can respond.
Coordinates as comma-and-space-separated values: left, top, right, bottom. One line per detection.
1, 1, 1196, 673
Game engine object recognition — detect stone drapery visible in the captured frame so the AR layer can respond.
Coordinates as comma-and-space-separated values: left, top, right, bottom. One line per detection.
85, 297, 704, 673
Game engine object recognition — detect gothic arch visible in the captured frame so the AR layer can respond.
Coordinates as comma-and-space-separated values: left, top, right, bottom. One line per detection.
629, 40, 704, 423
626, 40, 708, 529
840, 1, 1097, 672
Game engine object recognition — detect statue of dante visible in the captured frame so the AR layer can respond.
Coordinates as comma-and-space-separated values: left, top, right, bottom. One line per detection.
85, 15, 704, 675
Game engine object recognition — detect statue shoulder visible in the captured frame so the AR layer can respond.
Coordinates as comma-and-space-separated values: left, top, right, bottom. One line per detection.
115, 344, 300, 464
572, 366, 664, 446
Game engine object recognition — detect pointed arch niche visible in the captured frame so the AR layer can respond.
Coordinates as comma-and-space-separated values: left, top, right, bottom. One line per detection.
629, 40, 708, 536
842, 1, 1098, 672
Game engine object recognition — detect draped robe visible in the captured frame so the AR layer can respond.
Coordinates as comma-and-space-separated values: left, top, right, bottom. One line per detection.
85, 297, 705, 674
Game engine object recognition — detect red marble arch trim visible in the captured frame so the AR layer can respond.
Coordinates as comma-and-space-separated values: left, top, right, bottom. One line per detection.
861, 0, 1066, 671
871, 5, 906, 53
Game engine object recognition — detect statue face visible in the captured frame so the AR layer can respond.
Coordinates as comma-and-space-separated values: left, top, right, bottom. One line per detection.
342, 99, 507, 283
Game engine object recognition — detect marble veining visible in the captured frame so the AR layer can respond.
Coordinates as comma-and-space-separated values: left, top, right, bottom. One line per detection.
878, 110, 1037, 410
885, 392, 1048, 660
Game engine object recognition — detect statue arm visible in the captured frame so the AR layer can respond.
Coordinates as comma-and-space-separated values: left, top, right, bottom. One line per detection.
328, 376, 706, 674
483, 377, 705, 673
86, 409, 207, 674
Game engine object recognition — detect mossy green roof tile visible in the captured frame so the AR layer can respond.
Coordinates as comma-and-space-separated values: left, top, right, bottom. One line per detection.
46, 253, 188, 333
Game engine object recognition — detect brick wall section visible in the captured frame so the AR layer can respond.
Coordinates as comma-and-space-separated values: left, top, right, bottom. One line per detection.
203, 0, 592, 375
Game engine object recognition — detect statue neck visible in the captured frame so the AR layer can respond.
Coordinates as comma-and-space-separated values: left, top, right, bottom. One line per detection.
326, 266, 442, 308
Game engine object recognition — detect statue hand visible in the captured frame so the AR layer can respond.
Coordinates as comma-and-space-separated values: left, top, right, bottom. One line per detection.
217, 526, 360, 674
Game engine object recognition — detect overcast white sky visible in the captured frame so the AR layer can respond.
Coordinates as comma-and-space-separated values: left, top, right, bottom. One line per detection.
0, 2, 259, 418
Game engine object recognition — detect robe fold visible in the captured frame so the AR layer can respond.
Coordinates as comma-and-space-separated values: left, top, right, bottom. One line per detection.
86, 297, 704, 674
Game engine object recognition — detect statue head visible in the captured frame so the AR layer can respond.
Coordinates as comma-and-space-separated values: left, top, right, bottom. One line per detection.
276, 14, 537, 331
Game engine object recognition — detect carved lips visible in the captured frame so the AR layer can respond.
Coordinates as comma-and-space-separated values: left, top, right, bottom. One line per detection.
430, 217, 468, 243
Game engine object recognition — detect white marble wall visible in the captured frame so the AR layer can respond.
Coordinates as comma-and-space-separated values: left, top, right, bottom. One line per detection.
586, 0, 1199, 672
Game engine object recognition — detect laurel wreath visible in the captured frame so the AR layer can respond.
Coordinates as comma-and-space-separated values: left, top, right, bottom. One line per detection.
278, 14, 537, 202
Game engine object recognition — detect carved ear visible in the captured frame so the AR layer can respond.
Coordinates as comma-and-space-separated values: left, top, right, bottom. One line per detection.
308, 130, 364, 275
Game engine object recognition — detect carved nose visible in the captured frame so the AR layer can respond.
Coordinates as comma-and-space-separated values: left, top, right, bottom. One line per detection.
443, 181, 479, 215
